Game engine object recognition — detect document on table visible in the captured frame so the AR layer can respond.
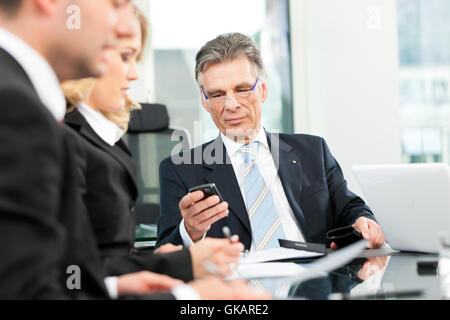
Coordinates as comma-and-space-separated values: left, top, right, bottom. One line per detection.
227, 262, 309, 280
239, 247, 324, 264
228, 240, 368, 284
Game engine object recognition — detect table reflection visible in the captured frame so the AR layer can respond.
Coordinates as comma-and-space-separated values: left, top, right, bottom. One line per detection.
255, 252, 441, 300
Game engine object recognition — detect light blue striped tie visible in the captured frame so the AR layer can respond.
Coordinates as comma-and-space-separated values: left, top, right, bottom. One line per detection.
241, 141, 285, 251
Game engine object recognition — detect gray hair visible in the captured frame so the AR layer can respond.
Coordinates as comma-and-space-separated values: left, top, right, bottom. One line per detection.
195, 32, 265, 85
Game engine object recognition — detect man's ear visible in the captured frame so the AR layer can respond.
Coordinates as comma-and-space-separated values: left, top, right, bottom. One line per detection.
200, 88, 211, 113
33, 0, 57, 16
260, 81, 268, 103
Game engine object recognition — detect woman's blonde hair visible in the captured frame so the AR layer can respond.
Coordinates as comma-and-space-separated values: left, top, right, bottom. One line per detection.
61, 4, 149, 133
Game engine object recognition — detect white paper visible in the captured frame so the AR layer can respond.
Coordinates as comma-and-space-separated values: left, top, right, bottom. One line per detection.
275, 240, 368, 288
239, 247, 324, 264
227, 262, 309, 280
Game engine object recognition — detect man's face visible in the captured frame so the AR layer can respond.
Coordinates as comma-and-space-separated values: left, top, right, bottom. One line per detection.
199, 56, 267, 143
52, 0, 135, 80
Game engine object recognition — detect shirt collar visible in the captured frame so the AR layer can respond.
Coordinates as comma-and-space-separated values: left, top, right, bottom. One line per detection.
77, 102, 124, 147
0, 27, 66, 122
220, 126, 269, 157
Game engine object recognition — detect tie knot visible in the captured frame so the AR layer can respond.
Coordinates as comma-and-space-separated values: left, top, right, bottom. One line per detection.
240, 141, 259, 164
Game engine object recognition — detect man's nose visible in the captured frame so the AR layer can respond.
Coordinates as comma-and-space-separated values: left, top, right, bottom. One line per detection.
224, 94, 240, 111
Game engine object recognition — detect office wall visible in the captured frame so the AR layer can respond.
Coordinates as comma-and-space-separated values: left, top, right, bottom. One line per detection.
290, 0, 402, 196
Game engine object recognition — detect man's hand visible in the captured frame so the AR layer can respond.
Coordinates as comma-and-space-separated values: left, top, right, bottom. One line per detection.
189, 237, 244, 279
117, 271, 183, 296
331, 217, 386, 250
188, 276, 272, 300
357, 256, 387, 280
179, 191, 229, 242
352, 217, 386, 249
154, 243, 183, 254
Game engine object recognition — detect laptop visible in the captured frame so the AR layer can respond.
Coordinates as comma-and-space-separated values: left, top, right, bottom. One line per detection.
352, 163, 450, 253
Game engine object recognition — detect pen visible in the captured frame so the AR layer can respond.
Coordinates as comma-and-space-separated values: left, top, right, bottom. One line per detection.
203, 260, 244, 280
222, 226, 232, 242
223, 226, 240, 243
330, 289, 424, 300
203, 260, 228, 278
222, 226, 249, 260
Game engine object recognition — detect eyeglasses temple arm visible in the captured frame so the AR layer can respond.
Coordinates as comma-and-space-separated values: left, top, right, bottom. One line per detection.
200, 86, 209, 101
251, 78, 259, 92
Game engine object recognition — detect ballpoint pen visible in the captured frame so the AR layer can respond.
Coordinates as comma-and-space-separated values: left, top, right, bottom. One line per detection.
222, 226, 233, 242
329, 289, 424, 300
223, 226, 249, 257
203, 260, 228, 278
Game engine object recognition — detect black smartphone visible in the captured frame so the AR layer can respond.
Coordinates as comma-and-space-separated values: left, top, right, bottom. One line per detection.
188, 183, 224, 202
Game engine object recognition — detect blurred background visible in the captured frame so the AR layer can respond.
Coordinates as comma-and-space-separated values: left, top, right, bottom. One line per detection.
129, 0, 450, 195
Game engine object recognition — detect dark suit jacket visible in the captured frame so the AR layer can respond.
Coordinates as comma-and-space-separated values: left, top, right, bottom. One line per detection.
65, 109, 194, 282
0, 47, 69, 299
63, 125, 176, 300
0, 47, 175, 300
156, 133, 375, 249
0, 47, 110, 299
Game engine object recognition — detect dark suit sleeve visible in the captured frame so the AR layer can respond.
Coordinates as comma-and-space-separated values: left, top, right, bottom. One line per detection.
156, 157, 187, 248
0, 86, 67, 299
322, 138, 375, 227
103, 249, 194, 282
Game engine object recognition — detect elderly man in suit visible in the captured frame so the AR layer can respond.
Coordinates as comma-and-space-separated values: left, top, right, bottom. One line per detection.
157, 32, 385, 252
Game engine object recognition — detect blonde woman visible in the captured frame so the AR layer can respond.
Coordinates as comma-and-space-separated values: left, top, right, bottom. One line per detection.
61, 7, 268, 300
62, 5, 148, 274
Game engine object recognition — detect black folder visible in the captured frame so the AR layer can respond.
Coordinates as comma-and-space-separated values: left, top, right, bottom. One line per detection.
278, 239, 327, 255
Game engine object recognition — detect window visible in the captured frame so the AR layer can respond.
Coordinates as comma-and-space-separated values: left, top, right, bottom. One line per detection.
149, 0, 293, 145
398, 0, 450, 163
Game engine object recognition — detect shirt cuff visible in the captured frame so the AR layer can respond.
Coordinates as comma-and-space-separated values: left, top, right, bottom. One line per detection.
171, 284, 202, 300
179, 219, 206, 247
104, 276, 118, 299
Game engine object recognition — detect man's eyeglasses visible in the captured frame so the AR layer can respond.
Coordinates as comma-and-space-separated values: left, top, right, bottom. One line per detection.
201, 78, 259, 106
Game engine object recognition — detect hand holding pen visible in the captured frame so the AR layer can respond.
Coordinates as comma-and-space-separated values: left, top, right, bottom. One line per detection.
190, 236, 244, 279
201, 227, 244, 278
223, 226, 249, 258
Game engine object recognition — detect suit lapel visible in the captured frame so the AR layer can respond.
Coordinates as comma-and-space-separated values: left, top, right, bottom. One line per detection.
202, 137, 251, 233
65, 109, 138, 195
267, 132, 308, 240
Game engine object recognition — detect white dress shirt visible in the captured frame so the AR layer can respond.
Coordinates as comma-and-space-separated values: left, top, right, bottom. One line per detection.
180, 127, 305, 249
0, 27, 66, 122
77, 103, 124, 146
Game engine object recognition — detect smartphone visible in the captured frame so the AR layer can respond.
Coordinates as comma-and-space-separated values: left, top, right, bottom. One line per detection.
188, 183, 224, 202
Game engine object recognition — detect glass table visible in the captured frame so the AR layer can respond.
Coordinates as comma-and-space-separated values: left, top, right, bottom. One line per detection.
259, 248, 442, 300
133, 226, 444, 300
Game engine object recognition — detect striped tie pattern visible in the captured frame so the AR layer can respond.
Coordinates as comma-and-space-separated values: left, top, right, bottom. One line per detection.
241, 142, 285, 251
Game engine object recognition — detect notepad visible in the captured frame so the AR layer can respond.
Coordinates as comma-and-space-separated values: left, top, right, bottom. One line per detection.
239, 247, 324, 264
227, 262, 311, 280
